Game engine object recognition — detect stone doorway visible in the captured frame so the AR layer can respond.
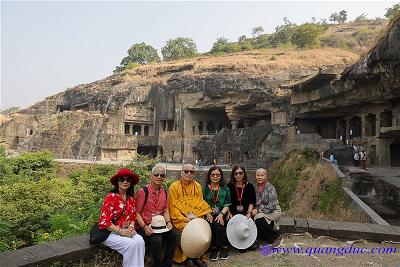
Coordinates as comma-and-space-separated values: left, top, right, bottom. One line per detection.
390, 138, 400, 167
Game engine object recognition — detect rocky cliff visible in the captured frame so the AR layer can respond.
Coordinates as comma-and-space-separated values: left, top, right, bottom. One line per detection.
0, 48, 359, 162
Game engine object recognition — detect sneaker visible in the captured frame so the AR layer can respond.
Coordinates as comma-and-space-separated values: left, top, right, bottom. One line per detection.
209, 248, 219, 261
219, 247, 229, 260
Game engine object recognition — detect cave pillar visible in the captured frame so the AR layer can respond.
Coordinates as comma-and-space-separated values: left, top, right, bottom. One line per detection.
361, 114, 366, 140
129, 124, 133, 135
231, 120, 238, 129
375, 112, 381, 136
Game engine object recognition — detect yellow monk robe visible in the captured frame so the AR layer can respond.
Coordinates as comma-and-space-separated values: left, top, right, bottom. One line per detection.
169, 179, 203, 263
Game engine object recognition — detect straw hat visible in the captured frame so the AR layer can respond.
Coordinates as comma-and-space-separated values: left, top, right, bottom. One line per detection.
181, 218, 211, 258
150, 215, 170, 234
226, 214, 257, 249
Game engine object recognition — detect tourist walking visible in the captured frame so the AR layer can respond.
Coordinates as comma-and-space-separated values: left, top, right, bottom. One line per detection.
360, 150, 367, 170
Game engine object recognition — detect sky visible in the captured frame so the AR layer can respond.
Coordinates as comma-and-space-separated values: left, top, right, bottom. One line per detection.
1, 1, 397, 110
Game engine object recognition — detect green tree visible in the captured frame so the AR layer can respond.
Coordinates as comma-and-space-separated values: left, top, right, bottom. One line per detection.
238, 35, 247, 45
329, 12, 341, 24
338, 10, 348, 23
254, 35, 270, 49
210, 37, 241, 54
355, 13, 369, 23
251, 26, 264, 38
161, 37, 198, 61
269, 17, 297, 47
385, 3, 400, 20
238, 35, 253, 50
113, 42, 160, 73
291, 23, 324, 48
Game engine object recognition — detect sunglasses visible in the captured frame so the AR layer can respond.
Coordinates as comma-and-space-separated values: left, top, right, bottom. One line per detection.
183, 170, 195, 174
118, 177, 132, 183
153, 173, 165, 178
234, 171, 244, 176
210, 173, 221, 177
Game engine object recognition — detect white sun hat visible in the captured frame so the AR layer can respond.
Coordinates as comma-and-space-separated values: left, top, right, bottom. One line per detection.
227, 214, 257, 249
181, 218, 212, 258
150, 215, 170, 234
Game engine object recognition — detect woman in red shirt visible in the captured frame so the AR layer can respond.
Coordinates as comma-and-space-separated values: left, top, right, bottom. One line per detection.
98, 168, 145, 267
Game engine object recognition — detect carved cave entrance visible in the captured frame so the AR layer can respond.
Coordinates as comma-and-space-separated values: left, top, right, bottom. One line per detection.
390, 137, 400, 167
137, 146, 158, 158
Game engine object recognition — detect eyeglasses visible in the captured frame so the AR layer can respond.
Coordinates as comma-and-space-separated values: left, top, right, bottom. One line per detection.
153, 173, 165, 178
234, 171, 244, 176
118, 177, 132, 183
210, 173, 221, 177
183, 170, 195, 174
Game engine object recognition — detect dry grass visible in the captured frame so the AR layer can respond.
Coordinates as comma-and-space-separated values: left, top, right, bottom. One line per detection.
122, 48, 359, 84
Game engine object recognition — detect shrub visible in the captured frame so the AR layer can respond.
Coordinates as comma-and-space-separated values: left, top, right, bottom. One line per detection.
0, 152, 161, 252
291, 23, 324, 48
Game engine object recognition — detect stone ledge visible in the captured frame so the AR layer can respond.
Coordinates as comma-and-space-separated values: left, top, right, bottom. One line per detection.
0, 235, 100, 267
280, 218, 400, 243
2, 219, 400, 267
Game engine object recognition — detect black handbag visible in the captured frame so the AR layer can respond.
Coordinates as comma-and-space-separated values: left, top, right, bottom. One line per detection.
89, 205, 126, 245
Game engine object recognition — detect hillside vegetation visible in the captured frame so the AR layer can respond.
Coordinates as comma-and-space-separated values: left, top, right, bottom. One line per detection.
115, 17, 388, 74
269, 149, 367, 222
121, 47, 358, 85
0, 152, 171, 252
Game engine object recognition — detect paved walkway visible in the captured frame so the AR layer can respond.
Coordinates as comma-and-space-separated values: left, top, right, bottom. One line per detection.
345, 166, 400, 189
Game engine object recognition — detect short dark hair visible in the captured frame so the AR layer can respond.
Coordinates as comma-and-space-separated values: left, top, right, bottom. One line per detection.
205, 165, 225, 186
230, 165, 247, 184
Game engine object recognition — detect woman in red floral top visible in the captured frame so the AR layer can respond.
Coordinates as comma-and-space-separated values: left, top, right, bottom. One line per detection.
99, 168, 145, 267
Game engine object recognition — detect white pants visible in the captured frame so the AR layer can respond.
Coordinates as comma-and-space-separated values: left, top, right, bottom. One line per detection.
103, 232, 145, 267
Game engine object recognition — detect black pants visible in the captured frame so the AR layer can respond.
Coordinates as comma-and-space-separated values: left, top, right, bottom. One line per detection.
137, 227, 179, 267
254, 218, 279, 243
208, 214, 228, 248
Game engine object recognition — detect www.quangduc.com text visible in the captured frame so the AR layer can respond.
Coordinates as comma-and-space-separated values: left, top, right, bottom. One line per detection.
260, 244, 397, 256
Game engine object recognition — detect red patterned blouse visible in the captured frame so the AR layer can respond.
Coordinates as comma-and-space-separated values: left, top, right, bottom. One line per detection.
98, 192, 137, 230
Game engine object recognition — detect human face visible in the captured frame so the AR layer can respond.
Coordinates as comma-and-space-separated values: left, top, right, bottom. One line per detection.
181, 164, 195, 182
118, 175, 132, 190
152, 168, 166, 186
210, 169, 222, 185
255, 170, 267, 185
234, 168, 244, 183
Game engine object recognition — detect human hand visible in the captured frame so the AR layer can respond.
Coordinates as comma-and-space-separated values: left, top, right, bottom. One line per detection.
144, 225, 154, 236
216, 214, 224, 225
251, 209, 257, 217
119, 229, 134, 237
127, 226, 136, 236
246, 212, 252, 219
206, 213, 213, 223
166, 221, 173, 229
226, 211, 232, 220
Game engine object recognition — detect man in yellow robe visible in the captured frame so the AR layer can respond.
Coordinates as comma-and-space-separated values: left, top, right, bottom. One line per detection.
169, 163, 207, 267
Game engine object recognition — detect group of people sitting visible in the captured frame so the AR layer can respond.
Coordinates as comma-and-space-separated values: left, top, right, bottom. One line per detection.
97, 163, 281, 267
